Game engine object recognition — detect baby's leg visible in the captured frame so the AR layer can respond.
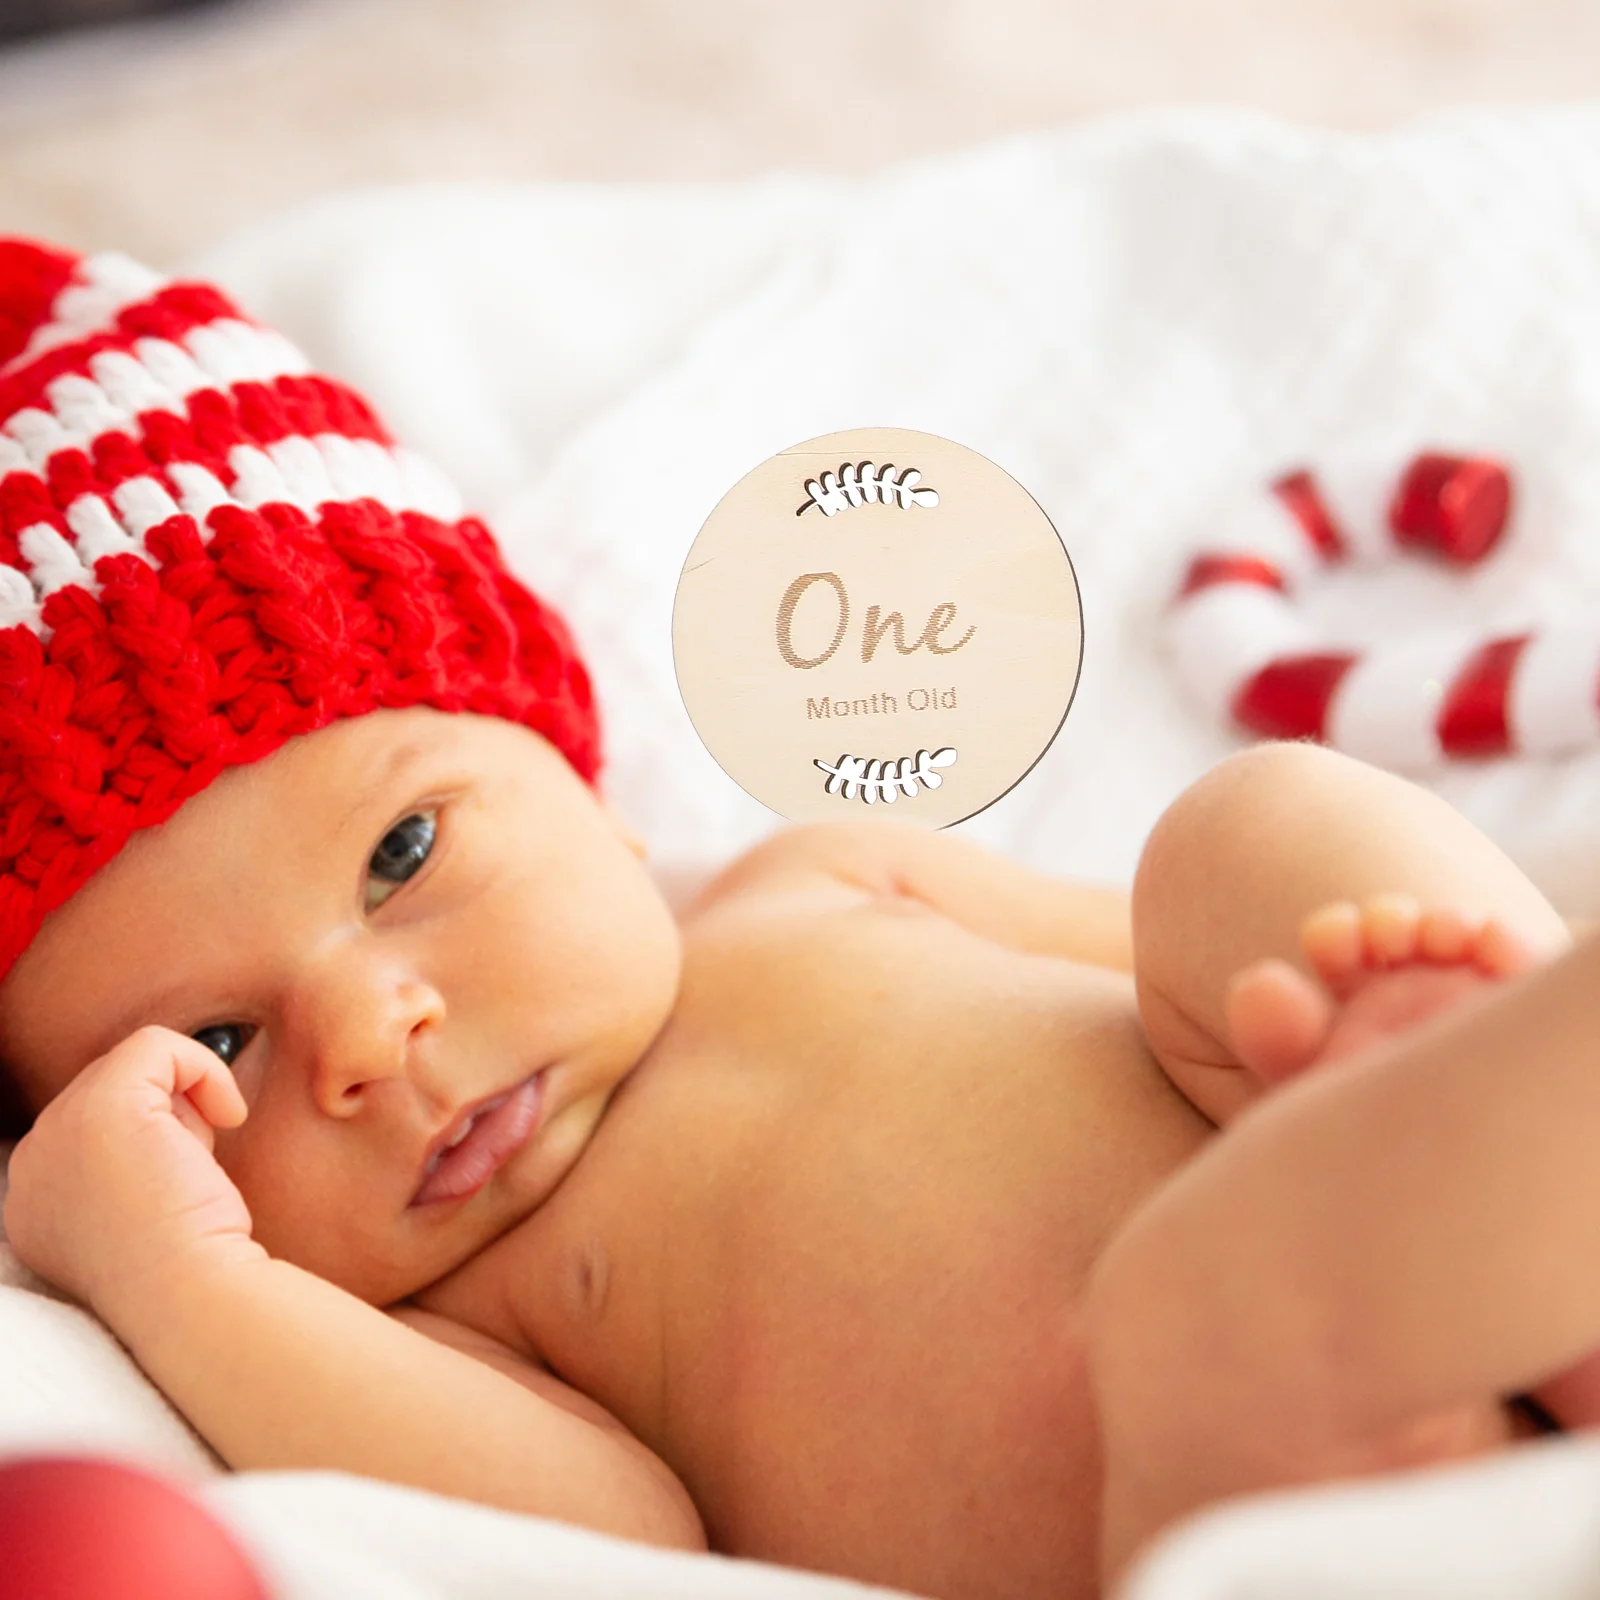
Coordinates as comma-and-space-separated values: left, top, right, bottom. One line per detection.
1131, 741, 1570, 1124
1088, 926, 1600, 1586
1228, 896, 1600, 1432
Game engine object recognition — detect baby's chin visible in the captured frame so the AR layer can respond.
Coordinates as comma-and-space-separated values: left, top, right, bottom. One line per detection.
244, 1195, 520, 1308
361, 1102, 612, 1305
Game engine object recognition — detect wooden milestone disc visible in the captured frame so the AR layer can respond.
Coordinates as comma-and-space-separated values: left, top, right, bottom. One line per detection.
673, 428, 1083, 826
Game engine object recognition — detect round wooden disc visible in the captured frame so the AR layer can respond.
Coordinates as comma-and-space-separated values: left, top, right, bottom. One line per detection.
673, 428, 1083, 827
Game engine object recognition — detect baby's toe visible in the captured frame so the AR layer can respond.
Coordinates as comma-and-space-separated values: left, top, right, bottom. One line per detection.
1225, 957, 1334, 1085
1301, 901, 1364, 992
1418, 907, 1475, 964
1362, 893, 1423, 968
1471, 917, 1540, 979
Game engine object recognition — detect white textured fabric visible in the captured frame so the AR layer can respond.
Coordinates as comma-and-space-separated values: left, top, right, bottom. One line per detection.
197, 105, 1600, 919
9, 105, 1600, 1599
1123, 1438, 1600, 1600
202, 1474, 907, 1600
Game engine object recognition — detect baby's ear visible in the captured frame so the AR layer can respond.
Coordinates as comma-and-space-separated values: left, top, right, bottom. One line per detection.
598, 794, 647, 862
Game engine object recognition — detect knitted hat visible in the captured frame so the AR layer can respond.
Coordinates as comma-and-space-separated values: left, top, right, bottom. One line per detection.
0, 238, 602, 985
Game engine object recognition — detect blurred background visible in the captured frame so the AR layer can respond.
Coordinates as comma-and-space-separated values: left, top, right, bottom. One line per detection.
2, 0, 1600, 268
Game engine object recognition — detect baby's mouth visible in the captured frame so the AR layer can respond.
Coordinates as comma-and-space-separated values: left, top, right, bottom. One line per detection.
410, 1073, 545, 1208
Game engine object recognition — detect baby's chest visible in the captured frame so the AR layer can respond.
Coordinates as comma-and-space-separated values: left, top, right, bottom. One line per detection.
498, 930, 1144, 1588
523, 898, 1133, 1340
507, 1086, 1106, 1596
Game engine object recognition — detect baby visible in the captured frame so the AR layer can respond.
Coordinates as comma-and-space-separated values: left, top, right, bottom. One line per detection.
0, 237, 1594, 1600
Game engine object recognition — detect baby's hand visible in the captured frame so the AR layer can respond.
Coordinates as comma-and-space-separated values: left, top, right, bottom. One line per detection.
3, 1026, 263, 1322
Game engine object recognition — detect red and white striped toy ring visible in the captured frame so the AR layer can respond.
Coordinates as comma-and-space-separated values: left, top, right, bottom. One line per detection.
1160, 452, 1596, 774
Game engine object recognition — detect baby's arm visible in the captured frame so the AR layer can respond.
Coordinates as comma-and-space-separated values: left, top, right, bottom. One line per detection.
1085, 925, 1600, 1589
1131, 741, 1569, 1123
2, 1027, 703, 1552
115, 1255, 703, 1548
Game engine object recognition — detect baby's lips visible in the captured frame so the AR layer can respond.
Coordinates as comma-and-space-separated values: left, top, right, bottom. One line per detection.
410, 1073, 544, 1207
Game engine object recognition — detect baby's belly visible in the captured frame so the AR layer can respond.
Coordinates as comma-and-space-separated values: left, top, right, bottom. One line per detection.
676, 1120, 1113, 1599
509, 907, 1214, 1600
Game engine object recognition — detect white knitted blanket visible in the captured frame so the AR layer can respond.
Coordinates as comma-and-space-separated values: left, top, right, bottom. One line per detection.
9, 104, 1600, 1598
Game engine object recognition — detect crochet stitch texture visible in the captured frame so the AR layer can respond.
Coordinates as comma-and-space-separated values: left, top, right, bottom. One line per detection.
0, 237, 601, 984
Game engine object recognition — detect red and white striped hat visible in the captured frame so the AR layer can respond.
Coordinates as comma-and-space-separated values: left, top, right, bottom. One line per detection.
0, 238, 601, 984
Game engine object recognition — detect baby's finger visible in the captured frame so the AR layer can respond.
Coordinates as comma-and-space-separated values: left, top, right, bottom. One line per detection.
168, 1092, 216, 1152
170, 1045, 248, 1132
101, 1027, 248, 1131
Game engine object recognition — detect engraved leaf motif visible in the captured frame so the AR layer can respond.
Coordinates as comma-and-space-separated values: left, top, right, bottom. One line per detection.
796, 462, 941, 518
813, 747, 958, 803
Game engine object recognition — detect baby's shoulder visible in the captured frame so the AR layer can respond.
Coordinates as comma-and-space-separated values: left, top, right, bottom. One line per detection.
683, 818, 956, 929
387, 1303, 637, 1436
694, 821, 898, 902
387, 1303, 543, 1376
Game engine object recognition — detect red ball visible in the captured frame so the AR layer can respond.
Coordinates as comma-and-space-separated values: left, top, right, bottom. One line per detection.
0, 1455, 270, 1600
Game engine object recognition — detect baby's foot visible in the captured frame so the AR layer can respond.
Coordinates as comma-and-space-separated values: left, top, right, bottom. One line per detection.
1224, 895, 1541, 1086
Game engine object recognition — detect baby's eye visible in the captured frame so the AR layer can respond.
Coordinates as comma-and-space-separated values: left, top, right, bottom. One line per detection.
365, 812, 437, 911
193, 1023, 255, 1067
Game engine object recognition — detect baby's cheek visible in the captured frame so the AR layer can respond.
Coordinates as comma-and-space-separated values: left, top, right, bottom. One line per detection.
214, 1119, 334, 1249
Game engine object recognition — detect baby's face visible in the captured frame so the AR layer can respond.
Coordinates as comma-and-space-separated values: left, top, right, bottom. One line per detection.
0, 708, 682, 1305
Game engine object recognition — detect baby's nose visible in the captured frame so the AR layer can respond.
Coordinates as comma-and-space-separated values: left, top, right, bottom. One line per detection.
292, 945, 446, 1114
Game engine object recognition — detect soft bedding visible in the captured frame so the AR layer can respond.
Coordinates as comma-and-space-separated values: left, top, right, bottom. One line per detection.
8, 103, 1600, 1596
